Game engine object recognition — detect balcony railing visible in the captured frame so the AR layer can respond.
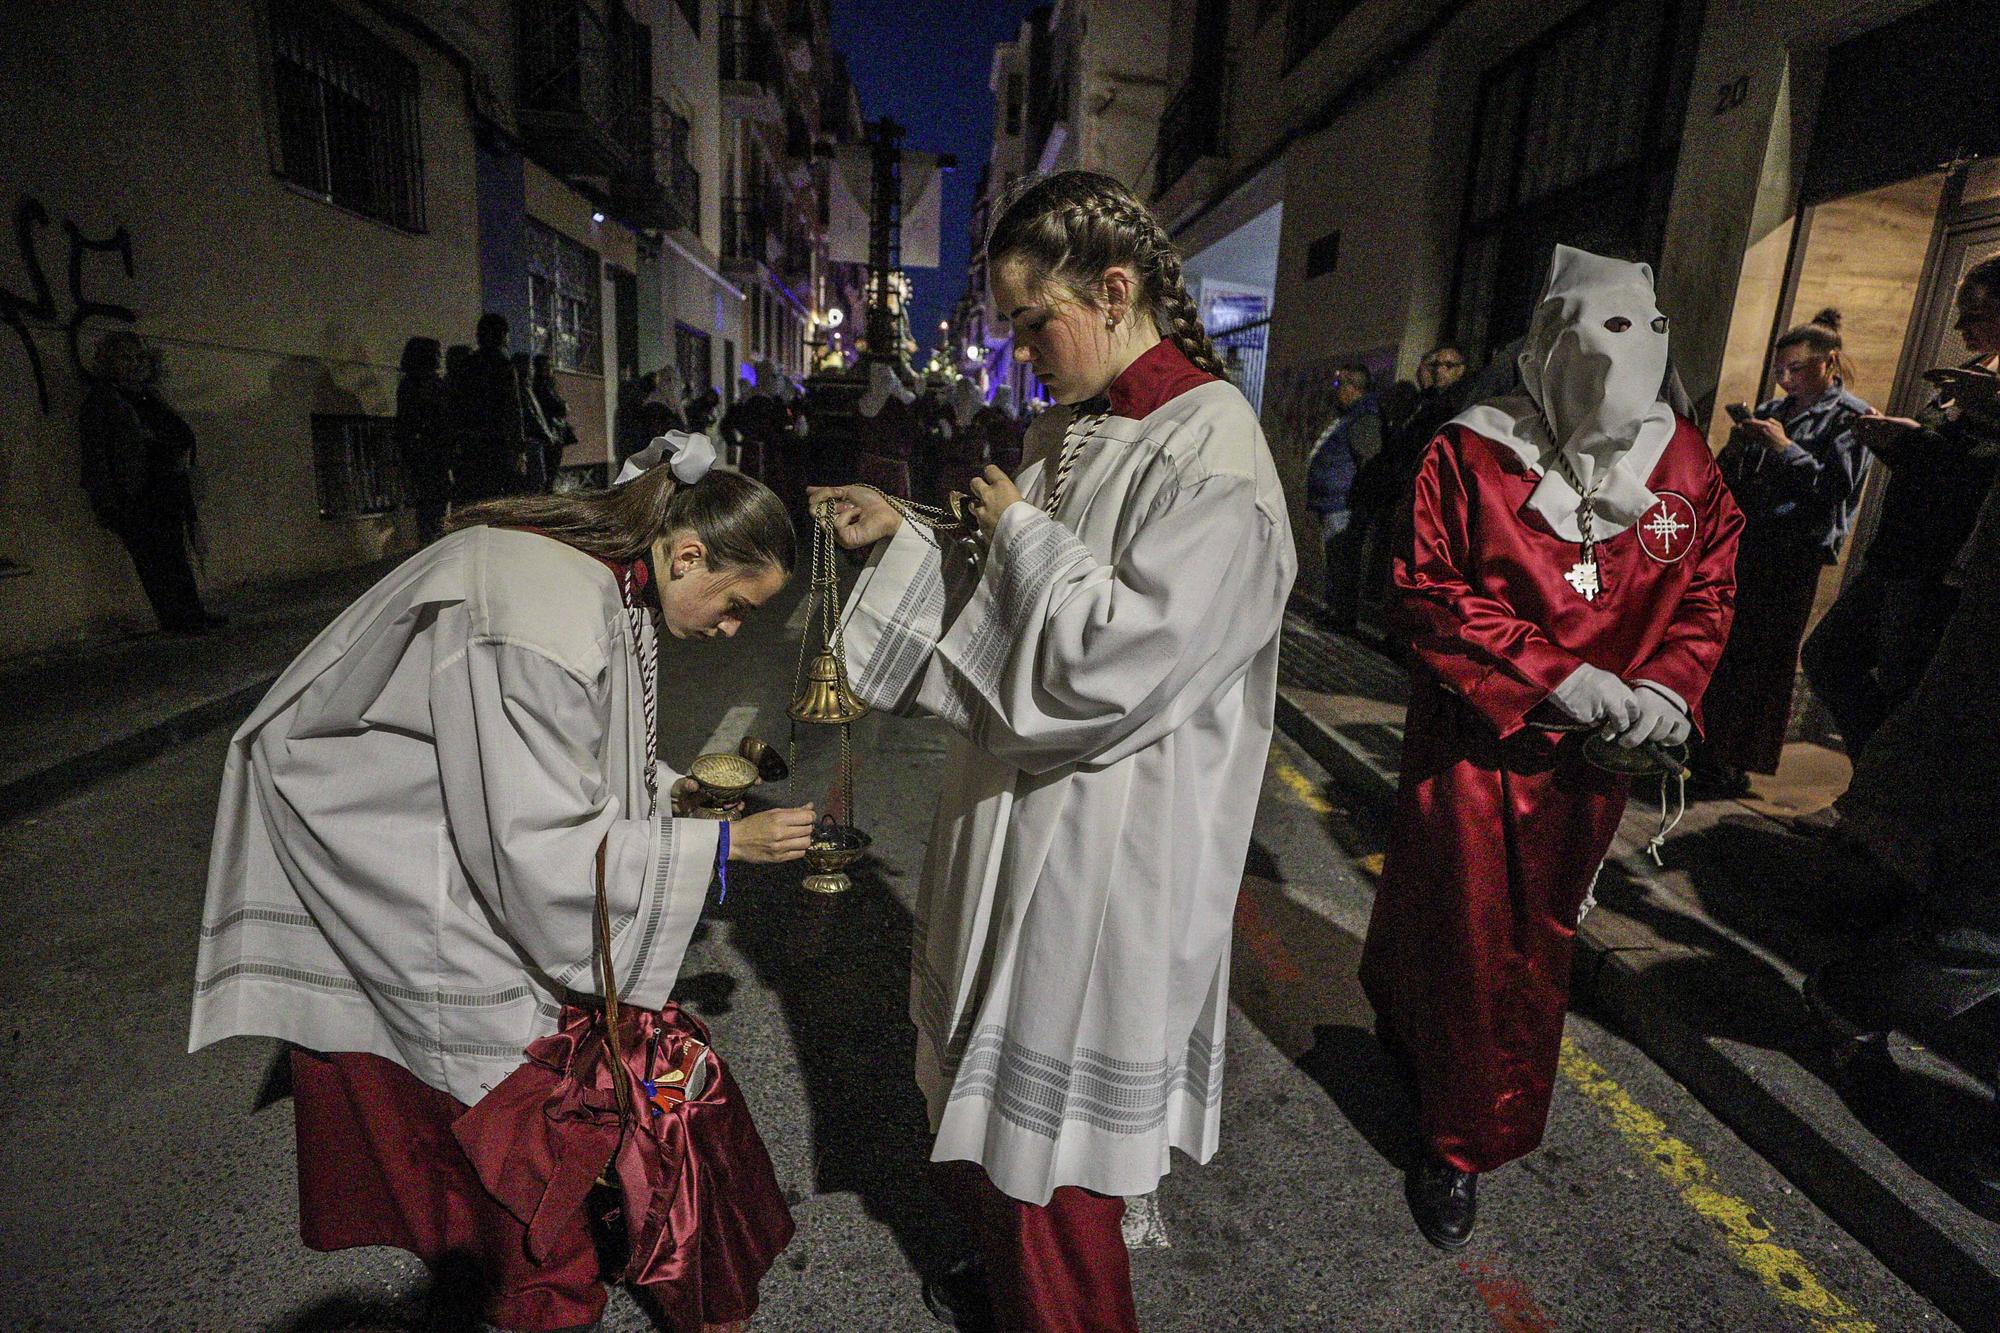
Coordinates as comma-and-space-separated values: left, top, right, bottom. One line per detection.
722, 194, 767, 265
1154, 67, 1229, 199
515, 0, 651, 183
720, 12, 778, 88
665, 147, 700, 231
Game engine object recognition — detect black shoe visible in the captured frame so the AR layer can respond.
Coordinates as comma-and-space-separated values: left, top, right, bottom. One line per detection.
921, 1254, 997, 1331
1405, 1157, 1478, 1249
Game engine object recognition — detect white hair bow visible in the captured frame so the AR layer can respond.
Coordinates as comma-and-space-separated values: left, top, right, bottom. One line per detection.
614, 431, 717, 486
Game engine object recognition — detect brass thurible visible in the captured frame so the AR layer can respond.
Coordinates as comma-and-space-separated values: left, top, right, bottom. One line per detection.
787, 497, 874, 894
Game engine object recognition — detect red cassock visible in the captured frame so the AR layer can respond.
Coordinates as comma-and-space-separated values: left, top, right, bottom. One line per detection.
1359, 417, 1741, 1174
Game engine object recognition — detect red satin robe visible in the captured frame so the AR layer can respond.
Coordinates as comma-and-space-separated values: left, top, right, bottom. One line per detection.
1359, 418, 1740, 1173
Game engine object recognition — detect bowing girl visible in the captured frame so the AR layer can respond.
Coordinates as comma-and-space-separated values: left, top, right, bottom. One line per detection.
192, 434, 814, 1333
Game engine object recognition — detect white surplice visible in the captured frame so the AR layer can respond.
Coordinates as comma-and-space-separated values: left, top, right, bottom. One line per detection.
841, 370, 1296, 1205
188, 526, 720, 1106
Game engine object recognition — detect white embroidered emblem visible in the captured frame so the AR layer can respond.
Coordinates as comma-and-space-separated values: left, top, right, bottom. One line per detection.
1637, 492, 1698, 564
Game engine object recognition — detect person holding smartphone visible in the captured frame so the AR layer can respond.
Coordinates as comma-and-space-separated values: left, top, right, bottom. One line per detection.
1691, 310, 1872, 796
1802, 259, 2000, 761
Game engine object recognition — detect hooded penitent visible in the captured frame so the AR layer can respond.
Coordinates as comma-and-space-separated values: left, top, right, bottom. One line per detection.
857, 361, 915, 418
1453, 245, 1677, 542
1360, 243, 1742, 1185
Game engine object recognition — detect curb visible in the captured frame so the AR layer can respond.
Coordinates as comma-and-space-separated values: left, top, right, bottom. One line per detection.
1274, 680, 2000, 1332
0, 674, 278, 823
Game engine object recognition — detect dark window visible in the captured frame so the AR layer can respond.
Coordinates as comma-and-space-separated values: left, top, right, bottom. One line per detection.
311, 414, 404, 517
1283, 0, 1360, 71
676, 0, 700, 37
1305, 230, 1340, 280
268, 0, 425, 231
723, 338, 737, 401
676, 322, 713, 393
1448, 0, 1701, 359
525, 217, 604, 373
1005, 73, 1024, 135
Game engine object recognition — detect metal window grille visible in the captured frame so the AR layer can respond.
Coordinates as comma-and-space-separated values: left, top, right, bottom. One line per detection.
525, 218, 604, 374
311, 414, 405, 517
1211, 313, 1271, 415
269, 0, 425, 231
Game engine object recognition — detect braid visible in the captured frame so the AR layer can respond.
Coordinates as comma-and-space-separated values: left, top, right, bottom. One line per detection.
1141, 236, 1229, 379
986, 170, 1231, 382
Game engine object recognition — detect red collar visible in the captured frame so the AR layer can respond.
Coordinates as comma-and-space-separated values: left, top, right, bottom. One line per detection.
1105, 339, 1216, 420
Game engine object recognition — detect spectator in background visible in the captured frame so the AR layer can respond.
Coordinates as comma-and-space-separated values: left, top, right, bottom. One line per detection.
394, 337, 453, 544
1803, 259, 2000, 757
1807, 442, 2000, 1219
685, 386, 721, 435
1693, 310, 1872, 796
448, 313, 527, 503
1305, 363, 1382, 630
511, 352, 549, 495
531, 354, 576, 491
78, 331, 223, 634
615, 368, 656, 466
1350, 344, 1471, 629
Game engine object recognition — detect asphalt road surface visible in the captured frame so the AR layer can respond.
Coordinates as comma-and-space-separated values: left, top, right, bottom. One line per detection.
0, 580, 1951, 1331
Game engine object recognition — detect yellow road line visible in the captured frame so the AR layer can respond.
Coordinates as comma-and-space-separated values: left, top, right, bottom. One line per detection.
1268, 747, 1334, 815
1558, 1038, 1874, 1332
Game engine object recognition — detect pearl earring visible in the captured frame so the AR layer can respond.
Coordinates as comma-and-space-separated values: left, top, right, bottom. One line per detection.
1105, 315, 1118, 330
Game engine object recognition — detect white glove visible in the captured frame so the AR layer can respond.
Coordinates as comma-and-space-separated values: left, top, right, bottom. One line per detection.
1548, 664, 1642, 731
1612, 683, 1692, 748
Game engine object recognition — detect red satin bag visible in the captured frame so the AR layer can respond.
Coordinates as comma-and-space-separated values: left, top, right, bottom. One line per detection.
452, 845, 794, 1327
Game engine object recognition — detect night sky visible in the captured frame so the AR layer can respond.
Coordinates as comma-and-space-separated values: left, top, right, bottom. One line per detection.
829, 0, 1046, 360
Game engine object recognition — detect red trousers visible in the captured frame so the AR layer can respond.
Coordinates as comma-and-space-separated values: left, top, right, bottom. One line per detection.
292, 1048, 606, 1331
293, 1043, 787, 1332
937, 1161, 1139, 1333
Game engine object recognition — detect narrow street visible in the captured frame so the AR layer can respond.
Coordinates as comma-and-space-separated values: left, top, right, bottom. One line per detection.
0, 580, 1948, 1331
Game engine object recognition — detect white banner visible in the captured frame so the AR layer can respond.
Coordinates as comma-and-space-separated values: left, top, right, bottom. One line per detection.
825, 146, 946, 269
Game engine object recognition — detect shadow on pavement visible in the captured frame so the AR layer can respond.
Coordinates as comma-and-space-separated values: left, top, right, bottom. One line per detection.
695, 855, 961, 1279
1591, 814, 2000, 1214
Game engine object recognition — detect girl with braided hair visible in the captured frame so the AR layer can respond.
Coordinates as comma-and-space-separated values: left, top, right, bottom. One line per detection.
809, 170, 1295, 1329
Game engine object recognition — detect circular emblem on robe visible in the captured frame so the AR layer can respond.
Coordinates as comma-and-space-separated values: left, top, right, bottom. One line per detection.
1637, 492, 1697, 564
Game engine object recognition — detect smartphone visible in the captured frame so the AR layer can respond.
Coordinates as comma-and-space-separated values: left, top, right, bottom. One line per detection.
1724, 402, 1753, 425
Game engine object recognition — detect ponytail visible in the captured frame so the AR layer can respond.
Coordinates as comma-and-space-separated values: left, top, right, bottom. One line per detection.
448, 464, 796, 573
985, 170, 1230, 380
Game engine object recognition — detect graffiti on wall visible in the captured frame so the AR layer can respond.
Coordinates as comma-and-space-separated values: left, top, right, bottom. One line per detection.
0, 196, 137, 412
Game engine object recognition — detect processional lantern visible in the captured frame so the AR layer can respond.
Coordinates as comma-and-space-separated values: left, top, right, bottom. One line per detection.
788, 502, 871, 894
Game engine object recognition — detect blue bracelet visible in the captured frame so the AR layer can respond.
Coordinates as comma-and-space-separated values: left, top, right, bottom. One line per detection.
717, 820, 730, 903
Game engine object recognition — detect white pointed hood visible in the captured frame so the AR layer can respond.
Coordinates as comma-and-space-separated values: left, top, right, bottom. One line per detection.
1450, 245, 1678, 540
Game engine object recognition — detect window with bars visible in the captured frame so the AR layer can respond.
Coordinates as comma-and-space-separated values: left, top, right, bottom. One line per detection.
525, 218, 604, 374
1448, 0, 1700, 359
268, 0, 425, 231
311, 414, 405, 517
